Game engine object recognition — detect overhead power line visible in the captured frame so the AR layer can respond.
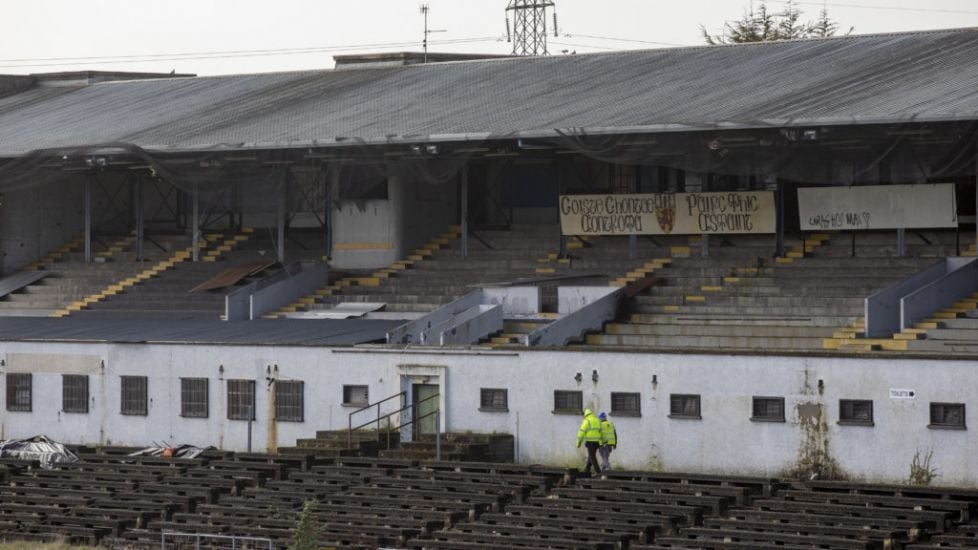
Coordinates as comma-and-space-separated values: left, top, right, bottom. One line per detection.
564, 33, 690, 47
550, 41, 619, 51
769, 1, 978, 15
0, 37, 503, 69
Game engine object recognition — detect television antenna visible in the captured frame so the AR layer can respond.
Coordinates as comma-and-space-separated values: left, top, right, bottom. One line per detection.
420, 3, 447, 63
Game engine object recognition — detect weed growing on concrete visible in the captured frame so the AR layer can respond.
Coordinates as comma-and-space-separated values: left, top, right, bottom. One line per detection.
908, 449, 937, 486
289, 500, 322, 550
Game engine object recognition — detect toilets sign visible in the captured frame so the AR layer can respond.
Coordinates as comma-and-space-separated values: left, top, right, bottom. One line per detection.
559, 191, 776, 236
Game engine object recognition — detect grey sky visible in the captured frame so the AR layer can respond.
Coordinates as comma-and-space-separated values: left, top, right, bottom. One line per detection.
2, 0, 976, 75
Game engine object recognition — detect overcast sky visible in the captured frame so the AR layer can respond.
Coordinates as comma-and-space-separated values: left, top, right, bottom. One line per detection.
2, 0, 976, 76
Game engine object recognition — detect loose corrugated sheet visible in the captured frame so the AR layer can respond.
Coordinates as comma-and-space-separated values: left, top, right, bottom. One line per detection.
1, 28, 978, 156
0, 318, 401, 346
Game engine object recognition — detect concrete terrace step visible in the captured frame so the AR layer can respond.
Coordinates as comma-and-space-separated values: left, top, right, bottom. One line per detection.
631, 304, 864, 316
627, 314, 858, 327
587, 333, 827, 350
605, 323, 837, 338
634, 295, 862, 307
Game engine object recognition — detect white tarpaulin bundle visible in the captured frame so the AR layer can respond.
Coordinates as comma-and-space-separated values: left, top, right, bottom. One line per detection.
0, 435, 78, 468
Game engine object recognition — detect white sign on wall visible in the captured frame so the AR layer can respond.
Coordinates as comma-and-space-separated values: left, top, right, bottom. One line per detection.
890, 388, 916, 399
559, 192, 776, 236
798, 184, 957, 231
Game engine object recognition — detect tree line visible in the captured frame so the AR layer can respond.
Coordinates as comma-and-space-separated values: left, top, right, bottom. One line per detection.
701, 0, 852, 44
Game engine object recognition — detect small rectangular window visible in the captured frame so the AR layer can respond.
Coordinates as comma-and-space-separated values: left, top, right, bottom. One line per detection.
553, 390, 583, 414
6, 373, 32, 412
62, 375, 89, 414
181, 378, 209, 418
120, 376, 148, 416
930, 402, 966, 430
275, 380, 304, 422
611, 392, 641, 417
751, 396, 785, 422
480, 388, 508, 412
669, 394, 701, 419
343, 385, 369, 406
839, 399, 873, 426
227, 379, 256, 421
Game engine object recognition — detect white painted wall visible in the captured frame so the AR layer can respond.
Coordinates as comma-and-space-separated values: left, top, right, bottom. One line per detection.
330, 161, 458, 270
1, 342, 976, 486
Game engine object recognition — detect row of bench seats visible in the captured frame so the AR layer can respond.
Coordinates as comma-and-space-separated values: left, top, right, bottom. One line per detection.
3, 450, 978, 549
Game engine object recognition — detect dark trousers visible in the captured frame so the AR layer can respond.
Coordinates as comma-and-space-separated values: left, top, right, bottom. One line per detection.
584, 441, 602, 475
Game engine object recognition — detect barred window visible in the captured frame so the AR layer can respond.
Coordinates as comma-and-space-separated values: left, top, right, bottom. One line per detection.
669, 394, 701, 419
6, 373, 31, 412
227, 379, 256, 421
120, 376, 148, 416
611, 392, 641, 417
930, 402, 965, 429
479, 388, 508, 412
553, 390, 583, 414
751, 396, 785, 422
275, 380, 304, 422
839, 399, 873, 426
343, 385, 369, 406
62, 375, 89, 414
180, 378, 209, 418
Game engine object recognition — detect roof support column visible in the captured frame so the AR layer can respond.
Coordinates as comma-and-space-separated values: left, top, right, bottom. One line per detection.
192, 183, 200, 262
277, 169, 287, 264
896, 228, 905, 258
974, 139, 977, 250
460, 164, 469, 258
134, 174, 144, 262
84, 176, 92, 263
629, 235, 637, 260
775, 180, 785, 258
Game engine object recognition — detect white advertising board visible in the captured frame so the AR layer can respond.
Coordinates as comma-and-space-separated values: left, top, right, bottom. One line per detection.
559, 192, 776, 236
798, 184, 957, 231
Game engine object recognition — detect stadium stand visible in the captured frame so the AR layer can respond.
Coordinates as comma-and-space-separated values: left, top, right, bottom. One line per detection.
588, 232, 955, 352
3, 451, 978, 549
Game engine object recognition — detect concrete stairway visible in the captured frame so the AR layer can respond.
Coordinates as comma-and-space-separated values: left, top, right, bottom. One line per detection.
827, 292, 978, 354
275, 224, 690, 320
67, 228, 324, 320
0, 234, 174, 317
587, 232, 946, 353
281, 429, 402, 458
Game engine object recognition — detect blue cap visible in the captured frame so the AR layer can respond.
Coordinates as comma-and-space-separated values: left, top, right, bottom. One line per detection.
598, 412, 607, 420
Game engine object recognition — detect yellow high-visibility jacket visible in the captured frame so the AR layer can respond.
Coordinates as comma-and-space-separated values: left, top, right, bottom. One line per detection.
576, 410, 602, 447
601, 419, 617, 447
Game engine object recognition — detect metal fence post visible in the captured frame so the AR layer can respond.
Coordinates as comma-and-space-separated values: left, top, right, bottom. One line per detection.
435, 413, 441, 461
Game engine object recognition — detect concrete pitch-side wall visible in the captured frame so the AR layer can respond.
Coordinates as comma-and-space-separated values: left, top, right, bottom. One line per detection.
0, 180, 85, 275
0, 342, 975, 486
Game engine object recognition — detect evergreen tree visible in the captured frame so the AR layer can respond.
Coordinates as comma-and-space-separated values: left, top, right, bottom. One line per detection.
701, 1, 848, 45
289, 500, 322, 550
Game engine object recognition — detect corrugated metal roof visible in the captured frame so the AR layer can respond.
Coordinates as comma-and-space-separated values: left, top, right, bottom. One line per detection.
0, 318, 400, 346
2, 28, 978, 156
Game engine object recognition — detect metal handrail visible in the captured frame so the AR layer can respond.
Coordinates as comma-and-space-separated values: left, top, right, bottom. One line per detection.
161, 530, 272, 549
348, 392, 440, 450
347, 391, 406, 449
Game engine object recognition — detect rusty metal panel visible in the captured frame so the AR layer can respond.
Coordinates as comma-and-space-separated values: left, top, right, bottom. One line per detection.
191, 261, 275, 293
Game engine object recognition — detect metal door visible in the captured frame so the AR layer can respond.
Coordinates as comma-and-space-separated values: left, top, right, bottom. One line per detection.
412, 383, 439, 437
